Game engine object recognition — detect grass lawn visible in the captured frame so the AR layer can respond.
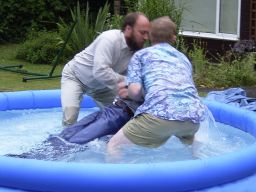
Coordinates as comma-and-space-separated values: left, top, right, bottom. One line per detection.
0, 44, 64, 92
0, 43, 211, 96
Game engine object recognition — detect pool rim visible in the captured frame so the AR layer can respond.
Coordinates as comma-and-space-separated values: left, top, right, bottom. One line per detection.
0, 89, 256, 192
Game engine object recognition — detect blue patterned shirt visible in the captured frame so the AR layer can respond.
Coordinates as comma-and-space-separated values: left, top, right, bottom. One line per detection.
127, 43, 206, 123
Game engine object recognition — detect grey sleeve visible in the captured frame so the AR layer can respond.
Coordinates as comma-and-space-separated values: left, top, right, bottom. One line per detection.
92, 37, 125, 93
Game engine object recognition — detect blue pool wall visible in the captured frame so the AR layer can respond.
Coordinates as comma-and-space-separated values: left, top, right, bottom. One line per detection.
0, 89, 256, 192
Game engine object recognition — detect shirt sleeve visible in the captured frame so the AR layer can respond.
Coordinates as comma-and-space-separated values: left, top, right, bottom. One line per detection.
92, 36, 125, 93
127, 53, 142, 85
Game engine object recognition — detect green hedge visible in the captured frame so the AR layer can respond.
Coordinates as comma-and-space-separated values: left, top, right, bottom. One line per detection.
16, 31, 63, 64
0, 0, 111, 43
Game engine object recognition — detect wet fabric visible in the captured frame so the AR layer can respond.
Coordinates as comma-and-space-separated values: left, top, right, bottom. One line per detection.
60, 104, 132, 144
61, 62, 116, 126
205, 88, 256, 111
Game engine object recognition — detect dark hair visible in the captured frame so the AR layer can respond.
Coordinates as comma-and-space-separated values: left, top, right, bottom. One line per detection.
121, 12, 146, 31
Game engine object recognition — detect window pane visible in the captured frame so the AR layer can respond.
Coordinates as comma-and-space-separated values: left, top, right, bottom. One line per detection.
220, 0, 238, 34
179, 0, 216, 33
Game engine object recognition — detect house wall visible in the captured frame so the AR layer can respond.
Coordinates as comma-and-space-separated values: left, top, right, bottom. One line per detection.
111, 0, 254, 59
182, 0, 252, 60
249, 0, 256, 40
240, 0, 251, 40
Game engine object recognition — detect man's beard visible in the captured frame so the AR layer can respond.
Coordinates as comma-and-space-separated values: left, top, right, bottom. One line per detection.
126, 34, 142, 52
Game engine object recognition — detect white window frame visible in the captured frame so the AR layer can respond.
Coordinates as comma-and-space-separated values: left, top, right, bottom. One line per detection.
179, 0, 241, 41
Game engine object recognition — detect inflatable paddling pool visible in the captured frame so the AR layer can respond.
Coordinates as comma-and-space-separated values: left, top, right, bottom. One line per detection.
0, 89, 256, 192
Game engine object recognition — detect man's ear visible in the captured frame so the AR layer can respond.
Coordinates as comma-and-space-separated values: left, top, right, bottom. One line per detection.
170, 35, 177, 44
124, 25, 132, 35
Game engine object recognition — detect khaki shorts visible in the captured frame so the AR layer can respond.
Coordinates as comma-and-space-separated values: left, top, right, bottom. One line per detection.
123, 114, 199, 148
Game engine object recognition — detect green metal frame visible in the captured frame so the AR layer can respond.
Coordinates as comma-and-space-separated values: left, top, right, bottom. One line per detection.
0, 21, 76, 82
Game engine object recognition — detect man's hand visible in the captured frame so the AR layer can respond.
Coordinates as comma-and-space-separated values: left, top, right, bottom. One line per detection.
117, 82, 129, 99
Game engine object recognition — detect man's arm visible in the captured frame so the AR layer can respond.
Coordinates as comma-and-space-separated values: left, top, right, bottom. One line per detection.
93, 35, 126, 93
128, 83, 144, 102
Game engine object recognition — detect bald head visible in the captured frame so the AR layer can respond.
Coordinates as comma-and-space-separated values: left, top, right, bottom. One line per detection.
150, 16, 177, 44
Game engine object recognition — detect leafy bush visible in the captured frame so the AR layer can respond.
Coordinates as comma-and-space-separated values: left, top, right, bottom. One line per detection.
182, 40, 256, 88
188, 40, 209, 77
108, 14, 124, 29
190, 54, 256, 88
15, 1, 115, 65
0, 0, 110, 43
124, 0, 183, 31
16, 31, 63, 64
0, 0, 69, 42
206, 53, 256, 88
57, 2, 111, 56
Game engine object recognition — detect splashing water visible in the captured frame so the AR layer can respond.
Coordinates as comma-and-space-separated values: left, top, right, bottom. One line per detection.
193, 108, 255, 159
0, 107, 255, 163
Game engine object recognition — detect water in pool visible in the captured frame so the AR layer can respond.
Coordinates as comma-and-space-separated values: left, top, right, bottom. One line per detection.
0, 107, 255, 163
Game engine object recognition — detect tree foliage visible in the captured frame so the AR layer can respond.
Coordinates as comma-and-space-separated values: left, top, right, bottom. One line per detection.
0, 0, 111, 43
57, 2, 111, 56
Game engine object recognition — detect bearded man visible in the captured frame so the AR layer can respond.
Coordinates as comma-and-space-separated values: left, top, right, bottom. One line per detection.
61, 12, 150, 126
